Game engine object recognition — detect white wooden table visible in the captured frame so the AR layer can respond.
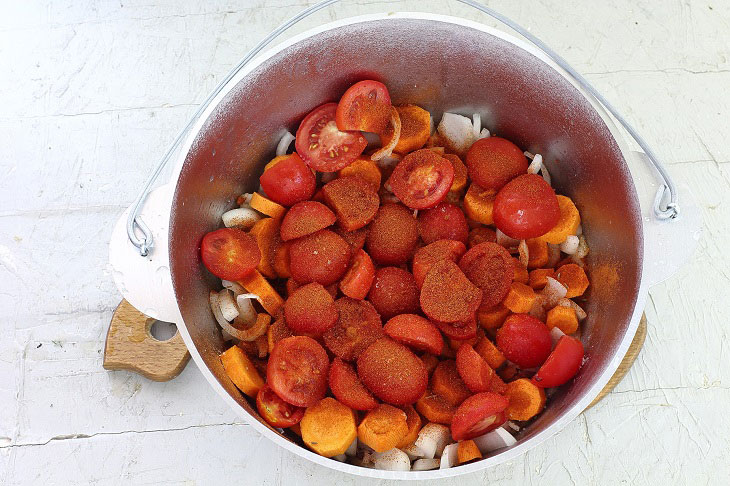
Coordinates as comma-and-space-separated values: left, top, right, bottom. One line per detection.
1, 1, 728, 484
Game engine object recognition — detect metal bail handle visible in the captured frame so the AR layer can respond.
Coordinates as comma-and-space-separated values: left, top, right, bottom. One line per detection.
126, 0, 680, 256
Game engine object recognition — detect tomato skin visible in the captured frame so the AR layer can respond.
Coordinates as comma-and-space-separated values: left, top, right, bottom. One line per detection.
388, 149, 455, 209
456, 344, 494, 393
412, 239, 467, 289
259, 153, 316, 206
496, 314, 553, 369
339, 249, 375, 300
384, 314, 444, 355
335, 80, 392, 134
322, 176, 379, 231
493, 174, 561, 239
366, 203, 419, 266
323, 297, 384, 361
280, 201, 336, 241
420, 259, 482, 323
434, 317, 478, 340
256, 385, 305, 428
532, 335, 584, 388
289, 229, 351, 286
284, 283, 338, 336
201, 228, 261, 281
295, 103, 367, 172
465, 137, 528, 191
357, 338, 428, 406
368, 267, 420, 319
459, 242, 513, 310
328, 357, 378, 411
417, 202, 469, 245
450, 392, 509, 441
267, 336, 330, 408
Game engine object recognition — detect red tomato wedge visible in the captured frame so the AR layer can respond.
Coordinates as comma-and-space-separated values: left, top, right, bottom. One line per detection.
256, 385, 305, 428
357, 338, 428, 406
496, 314, 553, 369
339, 249, 375, 300
283, 283, 338, 336
259, 153, 316, 206
532, 335, 584, 388
459, 242, 513, 310
388, 149, 455, 209
335, 80, 392, 134
334, 226, 368, 253
465, 137, 528, 191
450, 392, 509, 441
322, 176, 379, 231
384, 314, 444, 355
201, 228, 261, 281
417, 202, 469, 244
493, 174, 561, 239
328, 357, 378, 410
368, 267, 420, 319
412, 239, 467, 289
323, 297, 384, 361
280, 201, 336, 241
295, 103, 367, 172
456, 344, 495, 393
434, 317, 478, 340
366, 203, 419, 266
289, 229, 351, 286
420, 259, 482, 323
267, 336, 330, 408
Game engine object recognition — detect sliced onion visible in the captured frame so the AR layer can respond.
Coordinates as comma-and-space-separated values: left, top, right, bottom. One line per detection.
275, 131, 295, 156
372, 107, 401, 161
528, 296, 547, 321
400, 442, 423, 461
478, 127, 491, 139
412, 458, 440, 471
575, 224, 583, 236
472, 113, 482, 139
472, 428, 517, 454
438, 112, 476, 154
218, 289, 239, 322
557, 298, 587, 320
332, 453, 347, 462
524, 151, 535, 160
221, 280, 246, 295
438, 443, 458, 469
527, 153, 543, 175
504, 421, 521, 432
375, 153, 402, 170
546, 243, 562, 267
518, 240, 529, 267
560, 235, 580, 255
209, 291, 231, 331
576, 235, 590, 258
236, 294, 258, 327
211, 290, 269, 342
222, 207, 261, 230
550, 326, 566, 345
414, 423, 451, 459
541, 277, 568, 308
345, 438, 358, 457
540, 164, 552, 186
238, 193, 254, 207
497, 229, 520, 251
373, 448, 411, 471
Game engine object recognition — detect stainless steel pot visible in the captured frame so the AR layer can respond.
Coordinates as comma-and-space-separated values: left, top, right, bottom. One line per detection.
108, 9, 701, 480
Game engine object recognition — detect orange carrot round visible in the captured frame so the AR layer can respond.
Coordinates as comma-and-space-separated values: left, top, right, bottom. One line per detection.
502, 282, 538, 314
504, 378, 546, 421
529, 268, 555, 290
219, 345, 265, 397
526, 238, 549, 268
238, 269, 284, 315
396, 405, 423, 448
432, 360, 472, 406
338, 157, 382, 190
300, 397, 357, 457
381, 104, 431, 154
250, 192, 287, 220
477, 304, 511, 330
463, 183, 496, 225
457, 439, 483, 464
357, 404, 409, 452
555, 263, 590, 298
249, 218, 280, 279
415, 390, 456, 425
539, 195, 580, 244
546, 305, 579, 334
474, 337, 506, 370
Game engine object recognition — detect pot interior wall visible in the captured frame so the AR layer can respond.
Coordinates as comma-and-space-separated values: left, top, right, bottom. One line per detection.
170, 17, 642, 452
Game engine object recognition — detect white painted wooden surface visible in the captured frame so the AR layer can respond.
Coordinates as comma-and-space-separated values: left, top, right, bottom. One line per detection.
1, 0, 728, 484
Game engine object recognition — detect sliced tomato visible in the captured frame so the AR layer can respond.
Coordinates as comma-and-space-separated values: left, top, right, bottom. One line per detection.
420, 259, 482, 323
200, 228, 261, 280
284, 282, 338, 336
459, 242, 513, 310
456, 344, 495, 393
256, 384, 305, 428
450, 392, 509, 441
335, 80, 392, 134
357, 338, 428, 406
434, 317, 478, 340
465, 137, 528, 191
493, 174, 561, 239
322, 297, 383, 361
322, 176, 379, 231
467, 226, 497, 248
289, 229, 351, 286
412, 239, 467, 289
334, 225, 369, 253
384, 314, 444, 355
280, 201, 336, 241
328, 357, 378, 411
267, 336, 330, 408
417, 202, 469, 244
366, 203, 419, 266
339, 249, 375, 300
259, 153, 316, 206
388, 149, 455, 209
295, 103, 367, 172
496, 314, 553, 369
368, 267, 420, 319
532, 335, 584, 388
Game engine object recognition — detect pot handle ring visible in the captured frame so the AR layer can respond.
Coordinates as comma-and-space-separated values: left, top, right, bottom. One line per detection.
124, 0, 681, 258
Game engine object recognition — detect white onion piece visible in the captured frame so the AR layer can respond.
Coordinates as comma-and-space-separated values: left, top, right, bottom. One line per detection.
439, 443, 458, 469
400, 442, 423, 460
438, 113, 476, 154
376, 153, 401, 170
557, 298, 587, 320
540, 165, 552, 186
332, 454, 347, 462
472, 428, 517, 454
235, 294, 258, 327
472, 113, 482, 139
528, 296, 547, 321
518, 240, 529, 267
218, 289, 240, 322
576, 235, 589, 258
373, 448, 411, 471
220, 327, 238, 342
560, 235, 580, 255
550, 326, 566, 346
238, 193, 254, 207
222, 207, 261, 230
541, 277, 568, 308
412, 458, 440, 471
209, 291, 233, 331
320, 172, 337, 184
546, 243, 562, 267
478, 127, 491, 139
527, 153, 543, 174
414, 423, 451, 459
504, 421, 521, 432
496, 229, 520, 250
524, 150, 535, 160
575, 224, 583, 236
372, 108, 401, 161
275, 131, 295, 156
345, 438, 358, 457
221, 280, 246, 296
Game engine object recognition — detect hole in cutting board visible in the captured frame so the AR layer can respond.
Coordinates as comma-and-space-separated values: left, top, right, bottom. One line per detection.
148, 319, 178, 341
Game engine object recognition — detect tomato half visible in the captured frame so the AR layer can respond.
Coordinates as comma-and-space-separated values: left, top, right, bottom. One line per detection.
323, 297, 384, 361
200, 228, 261, 280
259, 153, 316, 206
384, 314, 444, 355
459, 242, 513, 310
283, 282, 338, 336
335, 80, 392, 134
456, 343, 495, 393
434, 317, 478, 340
339, 249, 375, 300
328, 357, 378, 411
366, 203, 419, 266
322, 176, 379, 231
280, 201, 336, 241
495, 314, 553, 369
295, 103, 367, 172
493, 174, 561, 239
368, 267, 420, 319
412, 239, 467, 289
256, 384, 305, 428
267, 336, 330, 408
388, 149, 455, 209
450, 392, 509, 441
357, 338, 428, 406
465, 137, 528, 191
417, 202, 469, 244
289, 229, 351, 286
420, 259, 482, 323
532, 335, 584, 388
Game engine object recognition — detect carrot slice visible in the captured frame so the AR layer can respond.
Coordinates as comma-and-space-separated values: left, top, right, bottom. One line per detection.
250, 192, 286, 220
290, 423, 302, 437
381, 104, 431, 155
474, 337, 506, 370
504, 378, 546, 421
220, 345, 265, 397
546, 305, 579, 334
443, 154, 468, 193
238, 270, 284, 315
539, 195, 580, 244
555, 263, 590, 298
416, 390, 457, 425
396, 405, 423, 448
512, 257, 529, 284
529, 268, 555, 290
463, 183, 496, 225
477, 304, 511, 330
457, 439, 483, 464
249, 218, 280, 278
432, 360, 472, 406
300, 397, 357, 457
502, 282, 538, 314
358, 404, 409, 452
526, 238, 549, 268
338, 157, 382, 190
267, 317, 293, 354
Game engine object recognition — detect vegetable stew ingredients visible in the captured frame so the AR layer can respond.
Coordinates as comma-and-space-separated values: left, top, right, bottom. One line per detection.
289, 229, 351, 286
339, 249, 375, 300
451, 392, 508, 441
267, 336, 329, 407
366, 203, 419, 266
368, 267, 420, 319
300, 397, 357, 457
220, 345, 265, 397
323, 297, 383, 361
466, 137, 528, 191
532, 335, 584, 388
280, 201, 336, 241
328, 357, 377, 411
418, 202, 469, 244
296, 103, 367, 172
256, 384, 305, 428
503, 378, 546, 421
201, 228, 261, 281
388, 149, 455, 209
322, 176, 380, 231
259, 153, 316, 206
493, 174, 560, 239
358, 404, 409, 452
284, 283, 338, 336
495, 314, 552, 369
384, 314, 444, 356
358, 338, 428, 406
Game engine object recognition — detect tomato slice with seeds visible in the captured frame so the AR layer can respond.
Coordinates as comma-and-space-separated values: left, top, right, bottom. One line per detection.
532, 335, 584, 388
357, 337, 428, 406
459, 242, 513, 310
256, 384, 305, 428
322, 297, 384, 361
259, 153, 316, 206
339, 249, 375, 300
388, 149, 455, 209
280, 201, 336, 241
368, 267, 420, 320
335, 80, 392, 134
295, 103, 367, 172
412, 239, 467, 289
267, 336, 330, 408
493, 174, 561, 239
200, 228, 261, 281
450, 392, 509, 441
328, 357, 378, 410
496, 314, 553, 369
417, 202, 469, 244
384, 314, 444, 356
